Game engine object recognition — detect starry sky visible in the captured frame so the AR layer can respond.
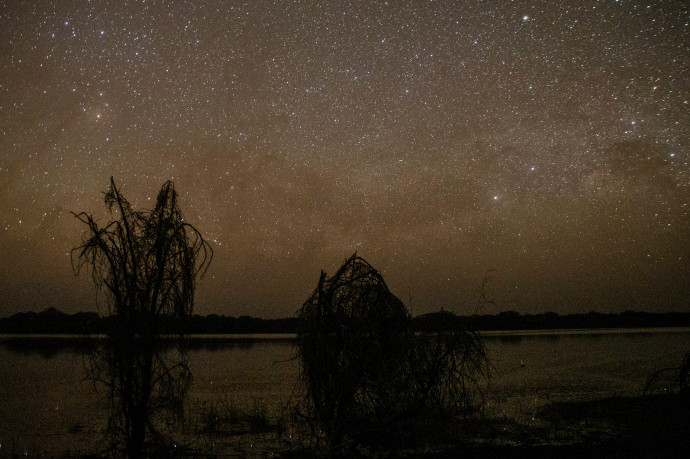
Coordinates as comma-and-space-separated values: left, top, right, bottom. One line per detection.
0, 0, 688, 318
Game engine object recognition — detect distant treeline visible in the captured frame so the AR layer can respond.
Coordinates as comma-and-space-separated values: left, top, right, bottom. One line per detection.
0, 308, 297, 334
415, 309, 690, 332
1, 307, 689, 335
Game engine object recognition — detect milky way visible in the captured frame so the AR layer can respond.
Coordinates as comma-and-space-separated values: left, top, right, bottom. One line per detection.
0, 0, 688, 317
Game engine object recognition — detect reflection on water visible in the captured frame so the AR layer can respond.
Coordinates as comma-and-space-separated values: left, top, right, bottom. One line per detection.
3, 328, 685, 356
482, 329, 690, 425
0, 329, 688, 455
0, 336, 100, 358
0, 334, 298, 357
482, 326, 690, 338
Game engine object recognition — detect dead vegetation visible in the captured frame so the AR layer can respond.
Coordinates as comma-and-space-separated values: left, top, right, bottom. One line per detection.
644, 351, 690, 396
72, 177, 212, 457
295, 253, 489, 453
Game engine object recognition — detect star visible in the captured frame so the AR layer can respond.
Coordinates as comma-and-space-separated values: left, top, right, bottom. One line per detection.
0, 0, 686, 318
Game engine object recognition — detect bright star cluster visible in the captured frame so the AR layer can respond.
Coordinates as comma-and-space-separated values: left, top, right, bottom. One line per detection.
0, 1, 687, 317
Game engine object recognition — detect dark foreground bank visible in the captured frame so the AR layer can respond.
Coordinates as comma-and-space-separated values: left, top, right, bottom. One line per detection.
466, 393, 689, 459
1, 369, 686, 457
9, 395, 683, 458
277, 393, 689, 458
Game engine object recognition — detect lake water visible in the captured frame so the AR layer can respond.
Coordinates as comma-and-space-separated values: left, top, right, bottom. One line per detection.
0, 329, 688, 456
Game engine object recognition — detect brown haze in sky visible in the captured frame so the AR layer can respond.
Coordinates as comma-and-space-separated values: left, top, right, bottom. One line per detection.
1, 1, 688, 317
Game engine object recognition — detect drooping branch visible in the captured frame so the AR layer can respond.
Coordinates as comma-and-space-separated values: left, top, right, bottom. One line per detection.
73, 177, 213, 456
296, 253, 489, 452
72, 177, 213, 328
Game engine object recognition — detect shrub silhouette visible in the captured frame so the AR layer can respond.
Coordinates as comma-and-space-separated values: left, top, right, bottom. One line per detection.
645, 351, 690, 397
296, 253, 488, 452
72, 177, 212, 457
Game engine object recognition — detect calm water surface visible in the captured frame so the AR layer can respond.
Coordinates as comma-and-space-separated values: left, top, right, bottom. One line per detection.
0, 329, 687, 455
483, 329, 689, 420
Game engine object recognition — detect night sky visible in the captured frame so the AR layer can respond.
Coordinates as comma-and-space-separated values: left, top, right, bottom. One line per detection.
0, 1, 688, 318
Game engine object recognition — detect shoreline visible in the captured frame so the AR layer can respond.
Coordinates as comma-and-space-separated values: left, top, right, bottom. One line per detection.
2, 326, 690, 340
4, 393, 687, 458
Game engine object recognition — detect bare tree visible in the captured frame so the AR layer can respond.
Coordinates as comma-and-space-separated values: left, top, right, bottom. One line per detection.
297, 254, 410, 449
72, 177, 212, 457
296, 254, 488, 453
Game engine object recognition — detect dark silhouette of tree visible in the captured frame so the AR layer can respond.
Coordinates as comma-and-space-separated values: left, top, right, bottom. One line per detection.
296, 254, 488, 453
297, 254, 410, 449
72, 177, 212, 457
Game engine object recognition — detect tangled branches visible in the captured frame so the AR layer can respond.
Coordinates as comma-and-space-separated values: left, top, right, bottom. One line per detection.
296, 254, 488, 452
72, 177, 212, 326
73, 177, 212, 457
